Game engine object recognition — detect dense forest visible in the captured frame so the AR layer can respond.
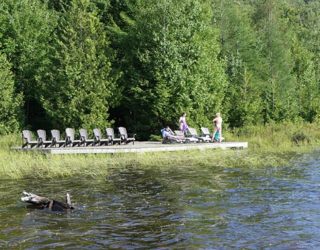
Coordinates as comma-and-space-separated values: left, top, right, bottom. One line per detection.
0, 0, 319, 139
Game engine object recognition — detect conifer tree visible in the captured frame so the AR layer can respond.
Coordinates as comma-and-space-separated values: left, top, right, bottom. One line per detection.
39, 0, 116, 130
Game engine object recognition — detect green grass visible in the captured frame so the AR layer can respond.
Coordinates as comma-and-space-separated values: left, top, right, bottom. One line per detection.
226, 121, 320, 152
1, 122, 319, 180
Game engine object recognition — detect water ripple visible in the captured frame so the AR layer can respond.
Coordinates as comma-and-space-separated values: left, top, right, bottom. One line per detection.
1, 153, 320, 248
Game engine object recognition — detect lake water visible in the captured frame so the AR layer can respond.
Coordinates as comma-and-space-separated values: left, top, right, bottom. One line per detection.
1, 152, 320, 249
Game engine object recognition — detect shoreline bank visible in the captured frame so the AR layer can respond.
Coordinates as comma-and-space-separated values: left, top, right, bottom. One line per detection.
1, 121, 320, 180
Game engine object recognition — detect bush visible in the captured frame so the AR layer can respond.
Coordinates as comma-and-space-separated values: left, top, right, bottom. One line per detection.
149, 134, 162, 141
291, 132, 310, 145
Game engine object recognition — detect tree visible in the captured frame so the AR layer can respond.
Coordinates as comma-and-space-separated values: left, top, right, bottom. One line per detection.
253, 0, 298, 122
215, 0, 264, 127
287, 0, 320, 121
0, 52, 22, 134
110, 0, 227, 138
298, 0, 320, 87
38, 0, 117, 130
0, 0, 57, 129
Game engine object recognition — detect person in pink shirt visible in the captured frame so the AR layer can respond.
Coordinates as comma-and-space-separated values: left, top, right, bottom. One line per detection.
179, 112, 189, 134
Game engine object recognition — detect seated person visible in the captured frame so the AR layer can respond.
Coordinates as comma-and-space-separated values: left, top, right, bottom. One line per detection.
161, 126, 183, 142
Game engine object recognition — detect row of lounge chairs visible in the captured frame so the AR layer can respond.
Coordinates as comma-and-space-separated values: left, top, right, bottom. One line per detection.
162, 127, 219, 144
22, 127, 136, 148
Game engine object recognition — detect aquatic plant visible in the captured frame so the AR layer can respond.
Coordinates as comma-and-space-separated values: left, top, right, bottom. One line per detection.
0, 122, 319, 180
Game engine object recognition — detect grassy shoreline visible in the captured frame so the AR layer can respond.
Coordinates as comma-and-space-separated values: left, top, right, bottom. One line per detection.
1, 122, 320, 180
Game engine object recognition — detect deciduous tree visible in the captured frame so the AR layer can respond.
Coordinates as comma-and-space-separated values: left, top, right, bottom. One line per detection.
0, 52, 22, 134
110, 0, 227, 138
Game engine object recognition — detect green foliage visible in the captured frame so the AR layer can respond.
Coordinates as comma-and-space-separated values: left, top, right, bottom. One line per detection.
38, 0, 117, 130
291, 131, 310, 145
111, 0, 227, 138
1, 122, 320, 179
229, 121, 320, 152
286, 0, 320, 122
295, 0, 320, 87
0, 53, 22, 134
217, 1, 264, 127
149, 134, 162, 142
292, 38, 319, 121
253, 0, 298, 122
0, 0, 57, 128
0, 0, 319, 136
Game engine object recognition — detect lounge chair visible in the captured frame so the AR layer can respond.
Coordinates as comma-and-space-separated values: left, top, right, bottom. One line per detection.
106, 128, 121, 145
79, 128, 95, 146
174, 130, 198, 143
22, 130, 39, 148
161, 128, 183, 144
187, 127, 211, 143
51, 129, 66, 147
118, 127, 136, 144
65, 128, 81, 147
37, 129, 53, 147
93, 128, 109, 146
201, 127, 224, 142
200, 127, 211, 137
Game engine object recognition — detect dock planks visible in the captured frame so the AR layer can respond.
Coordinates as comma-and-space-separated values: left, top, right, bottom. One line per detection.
15, 141, 248, 154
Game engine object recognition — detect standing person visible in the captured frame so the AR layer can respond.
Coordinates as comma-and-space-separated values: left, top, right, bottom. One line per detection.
179, 112, 189, 134
212, 112, 223, 142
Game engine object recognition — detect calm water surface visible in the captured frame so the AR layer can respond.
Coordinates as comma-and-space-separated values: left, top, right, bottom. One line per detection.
1, 153, 320, 249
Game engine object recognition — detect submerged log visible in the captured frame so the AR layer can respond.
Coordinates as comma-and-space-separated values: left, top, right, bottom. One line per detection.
21, 191, 74, 211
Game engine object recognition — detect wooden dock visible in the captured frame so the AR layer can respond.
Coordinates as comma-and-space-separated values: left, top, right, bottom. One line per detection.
15, 141, 248, 154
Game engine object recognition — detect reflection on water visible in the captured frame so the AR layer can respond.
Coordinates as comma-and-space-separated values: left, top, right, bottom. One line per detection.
1, 153, 320, 249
